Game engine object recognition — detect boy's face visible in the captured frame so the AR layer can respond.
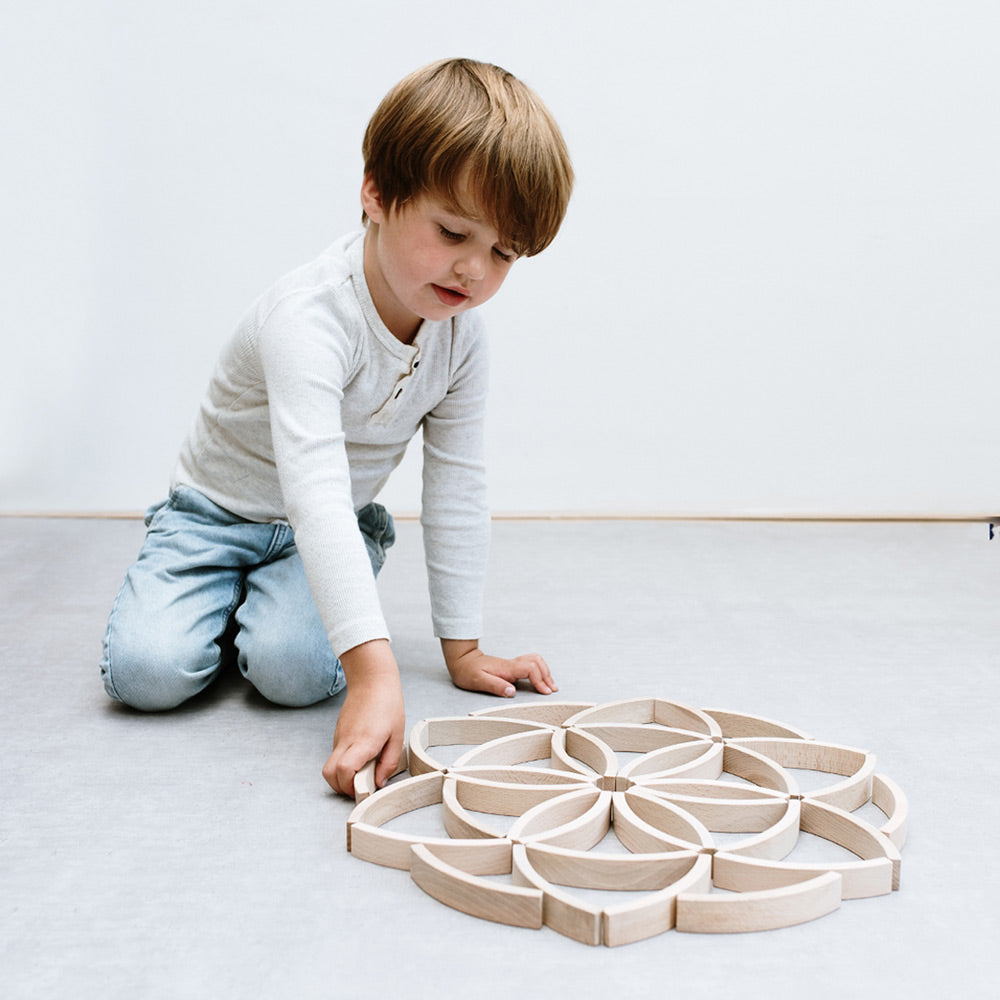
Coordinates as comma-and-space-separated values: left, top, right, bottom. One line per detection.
361, 175, 517, 343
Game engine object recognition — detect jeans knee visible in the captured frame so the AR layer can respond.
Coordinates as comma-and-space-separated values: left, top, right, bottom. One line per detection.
237, 635, 343, 708
102, 631, 220, 712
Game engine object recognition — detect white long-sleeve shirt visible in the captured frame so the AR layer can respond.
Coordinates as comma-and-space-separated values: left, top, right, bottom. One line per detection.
173, 231, 490, 656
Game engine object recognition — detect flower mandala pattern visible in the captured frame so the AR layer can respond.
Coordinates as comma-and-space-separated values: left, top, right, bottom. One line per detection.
346, 698, 907, 946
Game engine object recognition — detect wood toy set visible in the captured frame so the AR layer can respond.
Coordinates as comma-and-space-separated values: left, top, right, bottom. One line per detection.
346, 698, 907, 946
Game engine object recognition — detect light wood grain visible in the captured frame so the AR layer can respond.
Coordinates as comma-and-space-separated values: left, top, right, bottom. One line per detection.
871, 772, 908, 850
702, 708, 813, 740
602, 854, 714, 947
730, 737, 875, 811
675, 871, 843, 933
410, 844, 543, 928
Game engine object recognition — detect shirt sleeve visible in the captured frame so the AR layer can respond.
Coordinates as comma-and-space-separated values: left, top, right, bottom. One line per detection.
420, 319, 491, 640
256, 290, 390, 656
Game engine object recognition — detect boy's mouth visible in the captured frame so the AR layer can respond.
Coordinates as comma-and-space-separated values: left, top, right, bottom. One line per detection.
432, 284, 470, 307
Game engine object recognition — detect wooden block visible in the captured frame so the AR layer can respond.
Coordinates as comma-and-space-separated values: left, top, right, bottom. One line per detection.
562, 698, 721, 738
507, 788, 611, 850
722, 742, 800, 796
675, 871, 843, 934
620, 739, 723, 781
871, 772, 909, 850
615, 787, 714, 852
575, 722, 710, 754
702, 708, 813, 740
352, 747, 410, 803
636, 787, 792, 833
469, 701, 596, 726
730, 737, 875, 811
410, 844, 544, 929
712, 850, 894, 900
800, 798, 902, 891
525, 843, 703, 892
407, 716, 547, 776
441, 776, 508, 840
451, 728, 555, 769
350, 823, 510, 872
711, 798, 802, 862
602, 854, 713, 947
347, 770, 444, 834
512, 844, 603, 946
553, 726, 617, 782
447, 767, 593, 814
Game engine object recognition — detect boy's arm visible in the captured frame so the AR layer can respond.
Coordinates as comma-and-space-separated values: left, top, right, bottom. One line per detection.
441, 638, 558, 698
321, 639, 405, 796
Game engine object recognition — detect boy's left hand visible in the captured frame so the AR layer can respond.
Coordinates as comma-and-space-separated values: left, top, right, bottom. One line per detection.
441, 639, 558, 698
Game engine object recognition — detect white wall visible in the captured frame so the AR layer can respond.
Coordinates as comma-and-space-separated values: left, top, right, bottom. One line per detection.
3, 0, 996, 517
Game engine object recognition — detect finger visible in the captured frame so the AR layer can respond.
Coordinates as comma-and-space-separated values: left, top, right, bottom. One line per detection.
335, 742, 377, 799
374, 729, 405, 788
510, 655, 557, 695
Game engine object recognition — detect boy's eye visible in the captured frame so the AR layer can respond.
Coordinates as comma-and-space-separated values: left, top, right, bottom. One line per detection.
439, 226, 464, 242
492, 247, 514, 264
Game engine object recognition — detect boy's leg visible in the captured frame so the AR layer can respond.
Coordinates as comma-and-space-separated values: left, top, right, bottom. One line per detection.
100, 486, 267, 711
235, 503, 395, 707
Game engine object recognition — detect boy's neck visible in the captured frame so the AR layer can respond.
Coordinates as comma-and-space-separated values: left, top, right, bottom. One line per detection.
362, 226, 421, 345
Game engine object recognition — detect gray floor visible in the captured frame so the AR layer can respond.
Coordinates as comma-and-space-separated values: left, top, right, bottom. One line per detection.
1, 516, 998, 999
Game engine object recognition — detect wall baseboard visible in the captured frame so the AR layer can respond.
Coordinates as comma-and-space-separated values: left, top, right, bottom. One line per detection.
1, 510, 995, 524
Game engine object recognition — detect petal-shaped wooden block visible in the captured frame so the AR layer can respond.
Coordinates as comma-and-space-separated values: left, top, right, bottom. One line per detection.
675, 871, 843, 933
871, 772, 908, 850
702, 708, 813, 740
410, 844, 543, 929
729, 737, 875, 811
469, 701, 596, 726
407, 716, 548, 775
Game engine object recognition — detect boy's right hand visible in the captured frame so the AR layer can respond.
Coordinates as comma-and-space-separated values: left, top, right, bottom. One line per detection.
321, 639, 405, 797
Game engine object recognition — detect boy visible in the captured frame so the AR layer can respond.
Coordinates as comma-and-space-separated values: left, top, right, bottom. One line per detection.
99, 58, 574, 797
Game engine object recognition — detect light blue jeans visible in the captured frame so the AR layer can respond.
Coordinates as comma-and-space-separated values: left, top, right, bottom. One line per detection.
100, 485, 395, 711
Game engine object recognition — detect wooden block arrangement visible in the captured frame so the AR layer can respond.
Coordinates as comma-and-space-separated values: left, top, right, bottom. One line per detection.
346, 697, 908, 946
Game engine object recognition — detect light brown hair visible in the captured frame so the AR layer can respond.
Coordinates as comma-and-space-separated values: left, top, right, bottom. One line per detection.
362, 58, 573, 257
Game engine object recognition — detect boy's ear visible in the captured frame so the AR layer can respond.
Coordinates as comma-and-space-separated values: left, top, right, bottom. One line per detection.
360, 174, 386, 224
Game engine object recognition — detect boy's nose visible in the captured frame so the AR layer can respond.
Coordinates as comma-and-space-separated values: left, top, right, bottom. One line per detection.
455, 252, 485, 281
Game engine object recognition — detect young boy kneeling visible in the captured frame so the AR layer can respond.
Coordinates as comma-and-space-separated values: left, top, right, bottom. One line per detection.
100, 58, 574, 796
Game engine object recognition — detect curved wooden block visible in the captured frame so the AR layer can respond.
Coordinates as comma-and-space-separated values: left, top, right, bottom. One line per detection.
635, 786, 792, 834
347, 770, 445, 837
712, 850, 894, 900
441, 777, 508, 840
800, 798, 902, 891
675, 871, 843, 933
447, 766, 594, 814
451, 728, 555, 769
507, 788, 611, 849
350, 824, 511, 872
469, 701, 596, 726
410, 844, 543, 929
632, 778, 789, 802
711, 798, 802, 862
871, 772, 908, 850
352, 747, 410, 803
616, 787, 715, 852
551, 726, 617, 783
602, 853, 713, 947
702, 708, 812, 740
511, 844, 603, 946
620, 739, 723, 781
730, 737, 875, 811
722, 742, 799, 796
407, 716, 547, 776
525, 843, 703, 892
562, 698, 721, 738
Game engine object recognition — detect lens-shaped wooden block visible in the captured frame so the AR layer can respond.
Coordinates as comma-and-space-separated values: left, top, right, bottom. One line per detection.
675, 871, 843, 933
